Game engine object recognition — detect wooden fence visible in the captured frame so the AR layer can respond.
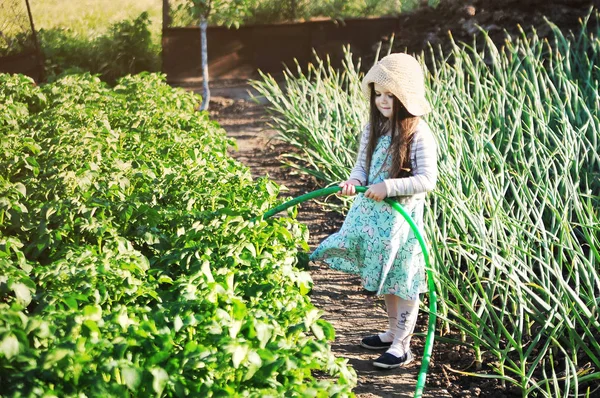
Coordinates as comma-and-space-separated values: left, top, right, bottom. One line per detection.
162, 17, 400, 83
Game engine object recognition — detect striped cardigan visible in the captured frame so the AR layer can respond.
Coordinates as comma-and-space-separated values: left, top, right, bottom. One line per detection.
348, 120, 438, 203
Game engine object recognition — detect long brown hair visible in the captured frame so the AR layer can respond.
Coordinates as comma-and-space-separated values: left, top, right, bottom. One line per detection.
365, 83, 420, 182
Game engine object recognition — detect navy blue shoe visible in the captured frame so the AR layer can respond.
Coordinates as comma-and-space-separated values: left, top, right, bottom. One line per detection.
360, 335, 392, 350
373, 350, 414, 369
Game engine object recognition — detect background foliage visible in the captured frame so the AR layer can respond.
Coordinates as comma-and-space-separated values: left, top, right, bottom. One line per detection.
168, 0, 429, 27
15, 0, 431, 83
39, 12, 160, 84
29, 0, 162, 37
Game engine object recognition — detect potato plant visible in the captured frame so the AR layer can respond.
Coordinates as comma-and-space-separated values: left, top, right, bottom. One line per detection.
0, 73, 356, 397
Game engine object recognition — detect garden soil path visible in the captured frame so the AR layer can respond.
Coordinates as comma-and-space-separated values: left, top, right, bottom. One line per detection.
199, 81, 453, 398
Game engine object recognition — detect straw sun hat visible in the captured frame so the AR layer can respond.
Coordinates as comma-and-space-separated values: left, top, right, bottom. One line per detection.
361, 53, 431, 116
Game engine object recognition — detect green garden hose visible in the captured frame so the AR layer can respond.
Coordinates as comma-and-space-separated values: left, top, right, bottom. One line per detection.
261, 186, 437, 398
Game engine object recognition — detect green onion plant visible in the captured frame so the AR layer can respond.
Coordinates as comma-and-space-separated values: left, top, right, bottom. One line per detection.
253, 10, 600, 397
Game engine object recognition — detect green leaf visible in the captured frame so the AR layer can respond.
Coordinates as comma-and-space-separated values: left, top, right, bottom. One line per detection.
11, 282, 32, 307
317, 319, 336, 340
14, 183, 26, 197
121, 366, 141, 391
229, 320, 242, 338
243, 350, 262, 381
243, 242, 256, 257
201, 260, 215, 283
310, 323, 324, 340
231, 298, 247, 320
265, 180, 278, 196
257, 357, 284, 379
117, 310, 132, 330
63, 297, 78, 310
230, 344, 248, 369
83, 318, 101, 332
174, 315, 183, 332
295, 271, 313, 295
254, 320, 273, 348
43, 348, 70, 369
303, 308, 321, 329
83, 305, 103, 321
149, 350, 171, 366
151, 367, 169, 395
0, 334, 19, 359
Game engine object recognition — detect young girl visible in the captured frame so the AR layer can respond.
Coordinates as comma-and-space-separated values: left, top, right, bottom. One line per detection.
310, 53, 438, 369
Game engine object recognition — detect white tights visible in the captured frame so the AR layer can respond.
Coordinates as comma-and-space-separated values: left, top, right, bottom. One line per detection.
378, 294, 419, 357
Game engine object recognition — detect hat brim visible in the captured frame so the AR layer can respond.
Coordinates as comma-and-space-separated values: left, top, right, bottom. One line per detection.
361, 55, 432, 117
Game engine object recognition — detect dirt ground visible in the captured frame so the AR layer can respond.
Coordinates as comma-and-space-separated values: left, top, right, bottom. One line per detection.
190, 2, 598, 396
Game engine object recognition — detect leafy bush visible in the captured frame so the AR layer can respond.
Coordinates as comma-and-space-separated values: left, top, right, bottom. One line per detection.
169, 0, 433, 26
0, 32, 36, 57
252, 12, 600, 397
0, 72, 356, 396
40, 12, 160, 84
244, 0, 418, 24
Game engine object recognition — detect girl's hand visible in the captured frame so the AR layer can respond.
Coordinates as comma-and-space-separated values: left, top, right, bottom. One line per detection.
338, 179, 361, 196
364, 182, 387, 202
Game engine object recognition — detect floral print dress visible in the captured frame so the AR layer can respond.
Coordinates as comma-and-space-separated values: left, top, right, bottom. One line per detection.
310, 135, 427, 300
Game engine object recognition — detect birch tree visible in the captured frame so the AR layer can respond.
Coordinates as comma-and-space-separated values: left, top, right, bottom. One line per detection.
184, 0, 256, 110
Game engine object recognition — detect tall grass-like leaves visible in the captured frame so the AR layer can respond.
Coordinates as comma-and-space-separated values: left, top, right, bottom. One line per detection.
256, 10, 600, 397
250, 47, 368, 184
426, 17, 600, 395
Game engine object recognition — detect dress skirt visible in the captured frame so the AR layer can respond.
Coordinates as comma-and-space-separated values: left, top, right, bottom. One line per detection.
310, 136, 427, 300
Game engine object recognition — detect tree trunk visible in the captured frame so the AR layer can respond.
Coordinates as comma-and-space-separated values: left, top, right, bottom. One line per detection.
162, 0, 170, 30
25, 0, 44, 81
200, 18, 210, 111
290, 0, 297, 21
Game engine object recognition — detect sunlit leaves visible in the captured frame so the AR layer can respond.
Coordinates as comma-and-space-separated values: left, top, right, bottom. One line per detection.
0, 72, 356, 396
0, 334, 20, 359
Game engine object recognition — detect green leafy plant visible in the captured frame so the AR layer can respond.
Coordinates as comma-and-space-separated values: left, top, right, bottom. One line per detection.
39, 12, 160, 84
170, 0, 436, 26
0, 72, 356, 396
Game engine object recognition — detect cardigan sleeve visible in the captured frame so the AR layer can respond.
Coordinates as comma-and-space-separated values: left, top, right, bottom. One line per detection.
348, 124, 370, 185
383, 121, 438, 197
